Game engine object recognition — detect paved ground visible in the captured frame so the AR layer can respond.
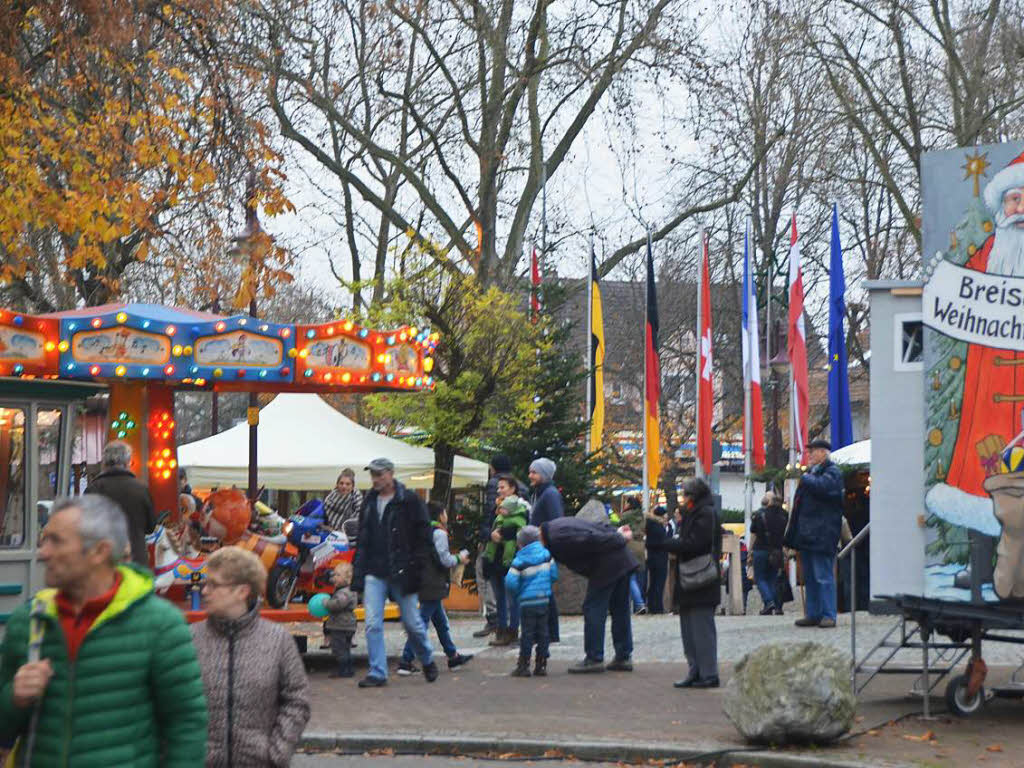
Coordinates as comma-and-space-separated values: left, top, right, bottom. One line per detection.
295, 757, 623, 767
296, 612, 1024, 767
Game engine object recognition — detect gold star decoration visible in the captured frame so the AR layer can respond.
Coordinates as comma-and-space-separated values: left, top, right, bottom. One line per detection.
963, 150, 990, 198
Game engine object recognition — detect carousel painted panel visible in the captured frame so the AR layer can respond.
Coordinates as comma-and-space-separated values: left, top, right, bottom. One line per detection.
194, 330, 283, 367
922, 141, 1024, 602
71, 327, 170, 364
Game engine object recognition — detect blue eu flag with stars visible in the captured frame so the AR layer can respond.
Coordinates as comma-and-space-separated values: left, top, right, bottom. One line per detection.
829, 204, 853, 449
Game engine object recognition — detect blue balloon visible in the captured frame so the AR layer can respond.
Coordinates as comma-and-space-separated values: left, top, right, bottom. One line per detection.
308, 592, 331, 618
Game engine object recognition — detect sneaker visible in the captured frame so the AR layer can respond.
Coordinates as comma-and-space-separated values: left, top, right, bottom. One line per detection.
634, 606, 648, 616
606, 657, 634, 672
472, 623, 497, 638
396, 661, 418, 676
673, 675, 697, 688
358, 675, 387, 688
818, 617, 837, 628
447, 653, 473, 670
759, 604, 775, 616
423, 661, 439, 683
568, 657, 606, 674
794, 617, 820, 627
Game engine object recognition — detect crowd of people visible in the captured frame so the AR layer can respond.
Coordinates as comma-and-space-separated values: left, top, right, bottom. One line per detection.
1, 436, 849, 765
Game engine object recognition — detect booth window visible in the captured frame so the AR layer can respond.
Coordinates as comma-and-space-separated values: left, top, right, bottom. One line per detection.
894, 314, 923, 371
36, 408, 62, 531
0, 408, 27, 548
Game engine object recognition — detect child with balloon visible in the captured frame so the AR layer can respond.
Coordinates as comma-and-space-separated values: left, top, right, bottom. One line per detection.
313, 561, 357, 678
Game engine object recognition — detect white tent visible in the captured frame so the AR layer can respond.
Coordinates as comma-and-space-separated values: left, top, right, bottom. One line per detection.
178, 393, 489, 490
830, 439, 870, 467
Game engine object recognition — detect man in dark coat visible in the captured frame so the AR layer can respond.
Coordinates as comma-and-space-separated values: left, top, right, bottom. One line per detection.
540, 516, 638, 673
644, 506, 671, 613
84, 441, 155, 567
529, 457, 564, 643
350, 457, 437, 687
785, 439, 845, 628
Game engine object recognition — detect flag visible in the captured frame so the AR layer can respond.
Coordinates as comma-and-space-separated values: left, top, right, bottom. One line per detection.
589, 244, 605, 451
530, 246, 541, 323
697, 232, 713, 476
787, 214, 809, 464
829, 204, 854, 448
742, 224, 766, 469
644, 233, 662, 486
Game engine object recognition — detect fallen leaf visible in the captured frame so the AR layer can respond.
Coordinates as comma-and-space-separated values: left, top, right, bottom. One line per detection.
902, 730, 936, 742
987, 745, 1004, 752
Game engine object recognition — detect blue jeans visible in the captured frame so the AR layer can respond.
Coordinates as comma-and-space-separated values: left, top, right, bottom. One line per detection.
582, 573, 633, 662
752, 549, 779, 609
363, 574, 433, 679
492, 571, 520, 631
401, 599, 457, 663
629, 572, 646, 610
802, 551, 837, 621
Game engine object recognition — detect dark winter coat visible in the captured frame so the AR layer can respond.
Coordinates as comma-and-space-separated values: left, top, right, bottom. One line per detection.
324, 585, 357, 633
653, 495, 721, 610
751, 503, 789, 551
785, 460, 845, 554
541, 517, 638, 589
419, 525, 460, 602
351, 481, 432, 595
85, 468, 156, 566
191, 605, 310, 768
644, 517, 670, 571
529, 481, 565, 527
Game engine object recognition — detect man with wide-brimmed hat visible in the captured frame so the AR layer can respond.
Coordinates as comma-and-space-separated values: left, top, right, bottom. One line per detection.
784, 439, 845, 628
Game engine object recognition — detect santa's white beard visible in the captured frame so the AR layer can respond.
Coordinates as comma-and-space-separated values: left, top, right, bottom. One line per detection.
986, 212, 1024, 276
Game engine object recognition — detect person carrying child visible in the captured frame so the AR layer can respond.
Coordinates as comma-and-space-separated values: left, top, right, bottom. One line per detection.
397, 503, 474, 675
324, 561, 358, 678
505, 525, 559, 677
483, 487, 530, 646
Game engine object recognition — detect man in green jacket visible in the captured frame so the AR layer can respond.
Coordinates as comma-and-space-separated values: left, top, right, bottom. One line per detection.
0, 494, 207, 767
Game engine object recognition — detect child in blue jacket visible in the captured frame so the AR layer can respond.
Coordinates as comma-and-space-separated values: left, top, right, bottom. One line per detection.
505, 525, 558, 677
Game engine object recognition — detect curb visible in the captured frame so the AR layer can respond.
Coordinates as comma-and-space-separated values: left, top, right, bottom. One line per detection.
298, 732, 914, 767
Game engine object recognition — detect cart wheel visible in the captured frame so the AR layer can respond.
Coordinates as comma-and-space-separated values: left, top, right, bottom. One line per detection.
267, 565, 297, 609
945, 674, 985, 717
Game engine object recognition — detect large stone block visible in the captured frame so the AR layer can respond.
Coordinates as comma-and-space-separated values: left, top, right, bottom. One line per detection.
723, 641, 856, 744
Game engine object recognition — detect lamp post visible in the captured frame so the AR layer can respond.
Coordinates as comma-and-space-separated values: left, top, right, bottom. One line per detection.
227, 174, 264, 502
766, 319, 789, 479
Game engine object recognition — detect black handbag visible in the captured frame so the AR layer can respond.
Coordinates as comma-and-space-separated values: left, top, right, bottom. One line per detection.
676, 553, 719, 592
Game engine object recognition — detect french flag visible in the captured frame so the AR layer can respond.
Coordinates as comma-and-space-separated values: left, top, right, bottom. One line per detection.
742, 223, 766, 469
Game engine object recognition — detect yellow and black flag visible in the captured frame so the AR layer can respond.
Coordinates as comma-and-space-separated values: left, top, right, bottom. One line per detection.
589, 244, 605, 451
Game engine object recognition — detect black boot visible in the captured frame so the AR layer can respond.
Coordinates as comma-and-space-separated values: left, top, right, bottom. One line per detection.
511, 655, 531, 677
534, 654, 547, 677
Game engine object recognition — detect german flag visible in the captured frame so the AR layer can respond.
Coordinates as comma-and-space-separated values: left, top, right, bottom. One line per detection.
644, 234, 661, 486
589, 245, 605, 451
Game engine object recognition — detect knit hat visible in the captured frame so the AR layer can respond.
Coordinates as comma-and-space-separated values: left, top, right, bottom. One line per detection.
500, 496, 524, 511
529, 457, 556, 482
517, 525, 540, 548
491, 453, 512, 473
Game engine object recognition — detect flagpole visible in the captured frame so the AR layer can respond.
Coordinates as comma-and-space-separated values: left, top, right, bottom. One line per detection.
743, 219, 753, 549
586, 234, 594, 454
696, 228, 705, 481
643, 226, 651, 516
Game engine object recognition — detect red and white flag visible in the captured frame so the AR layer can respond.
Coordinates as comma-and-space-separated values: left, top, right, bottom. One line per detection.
530, 246, 541, 323
742, 224, 766, 469
697, 233, 714, 476
787, 214, 809, 464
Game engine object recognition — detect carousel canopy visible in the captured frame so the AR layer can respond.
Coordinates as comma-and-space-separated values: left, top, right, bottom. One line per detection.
178, 393, 488, 490
830, 439, 870, 467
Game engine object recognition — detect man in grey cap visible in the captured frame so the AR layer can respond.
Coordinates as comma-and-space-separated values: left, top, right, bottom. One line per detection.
350, 458, 437, 686
528, 457, 564, 643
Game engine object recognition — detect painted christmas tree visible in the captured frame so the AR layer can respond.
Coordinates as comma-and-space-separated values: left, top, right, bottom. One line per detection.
924, 194, 994, 564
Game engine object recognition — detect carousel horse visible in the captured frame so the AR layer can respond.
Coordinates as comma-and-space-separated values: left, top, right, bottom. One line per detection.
148, 496, 206, 595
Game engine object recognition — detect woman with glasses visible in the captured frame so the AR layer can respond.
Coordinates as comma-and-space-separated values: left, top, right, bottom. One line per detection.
190, 547, 311, 767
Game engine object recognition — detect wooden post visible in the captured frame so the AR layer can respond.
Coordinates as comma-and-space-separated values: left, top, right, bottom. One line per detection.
723, 532, 743, 615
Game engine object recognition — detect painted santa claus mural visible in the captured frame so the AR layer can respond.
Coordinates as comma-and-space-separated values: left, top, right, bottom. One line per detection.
924, 144, 1024, 600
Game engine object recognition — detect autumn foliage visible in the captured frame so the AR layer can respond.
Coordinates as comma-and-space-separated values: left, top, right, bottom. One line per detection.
0, 0, 292, 307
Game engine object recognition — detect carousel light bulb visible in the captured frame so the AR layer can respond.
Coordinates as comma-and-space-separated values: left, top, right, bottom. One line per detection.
238, 318, 247, 326
343, 321, 353, 332
115, 365, 126, 377
164, 364, 175, 375
306, 329, 316, 339
183, 345, 193, 355
259, 370, 267, 378
142, 320, 150, 329
90, 365, 100, 376
359, 329, 368, 338
341, 372, 351, 383
165, 325, 176, 336
215, 321, 226, 332
141, 367, 150, 376
213, 368, 223, 378
13, 364, 23, 375
281, 328, 291, 338
162, 470, 171, 480
303, 369, 313, 378
116, 312, 128, 323
299, 349, 309, 359
68, 322, 77, 331
57, 340, 69, 352
44, 341, 55, 352
326, 326, 335, 336
91, 318, 102, 328
162, 448, 171, 458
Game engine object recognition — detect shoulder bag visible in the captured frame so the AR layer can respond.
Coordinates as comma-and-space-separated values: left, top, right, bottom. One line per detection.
676, 506, 721, 592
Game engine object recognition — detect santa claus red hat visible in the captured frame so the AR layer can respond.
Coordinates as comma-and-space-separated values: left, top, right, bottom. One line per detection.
985, 150, 1024, 214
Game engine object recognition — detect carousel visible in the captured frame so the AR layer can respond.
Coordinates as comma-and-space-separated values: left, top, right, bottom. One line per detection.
0, 302, 438, 627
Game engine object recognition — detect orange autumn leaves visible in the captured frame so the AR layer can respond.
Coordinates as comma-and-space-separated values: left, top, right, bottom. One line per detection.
0, 1, 292, 301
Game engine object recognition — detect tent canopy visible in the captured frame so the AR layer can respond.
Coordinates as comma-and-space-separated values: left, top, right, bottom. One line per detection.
830, 439, 870, 467
179, 394, 488, 490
